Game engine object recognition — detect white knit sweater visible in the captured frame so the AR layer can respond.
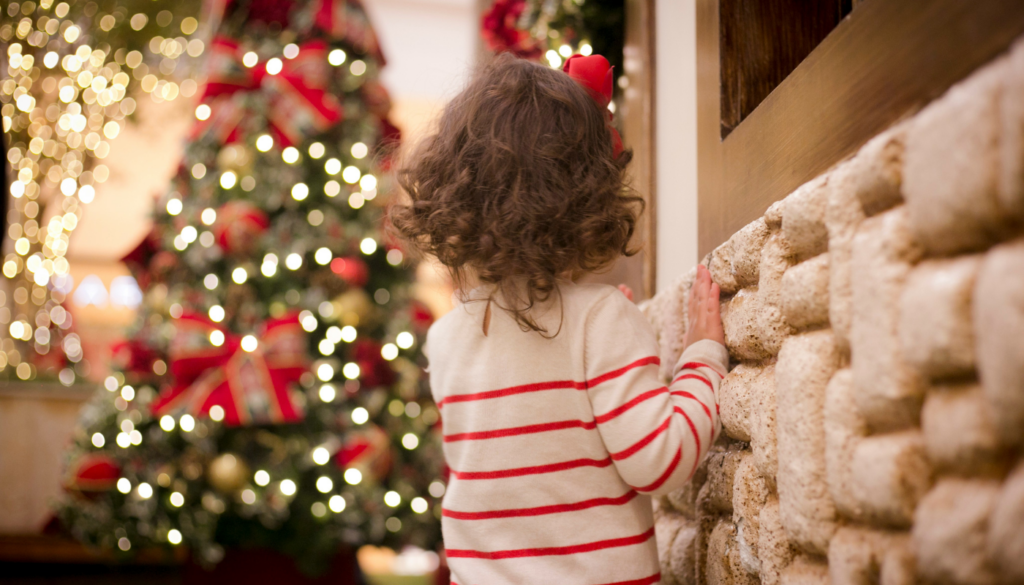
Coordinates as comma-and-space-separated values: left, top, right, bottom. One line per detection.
425, 282, 728, 585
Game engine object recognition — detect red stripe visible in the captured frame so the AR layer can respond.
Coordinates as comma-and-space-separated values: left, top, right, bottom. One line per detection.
680, 361, 724, 377
672, 372, 713, 390
633, 446, 682, 493
445, 527, 655, 560
594, 387, 668, 424
598, 574, 662, 585
450, 457, 613, 480
443, 491, 638, 520
611, 416, 671, 461
671, 390, 713, 421
438, 356, 659, 408
444, 419, 597, 442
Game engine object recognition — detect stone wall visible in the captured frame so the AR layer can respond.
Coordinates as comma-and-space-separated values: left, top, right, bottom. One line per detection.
642, 39, 1024, 585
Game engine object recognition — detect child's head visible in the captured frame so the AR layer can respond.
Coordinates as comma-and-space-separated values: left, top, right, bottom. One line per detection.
390, 52, 644, 332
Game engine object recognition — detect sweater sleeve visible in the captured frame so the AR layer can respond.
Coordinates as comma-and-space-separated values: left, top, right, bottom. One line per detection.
583, 291, 728, 496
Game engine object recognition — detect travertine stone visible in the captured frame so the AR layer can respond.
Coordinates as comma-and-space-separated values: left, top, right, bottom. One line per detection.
913, 478, 1000, 585
826, 161, 868, 353
903, 57, 1017, 255
824, 369, 868, 520
782, 175, 831, 261
670, 524, 699, 585
900, 256, 981, 379
765, 200, 785, 231
781, 254, 831, 330
722, 234, 794, 361
847, 125, 907, 216
999, 38, 1024, 219
989, 463, 1024, 584
711, 218, 771, 295
848, 431, 933, 528
759, 498, 796, 585
828, 526, 891, 585
734, 454, 770, 576
974, 239, 1024, 445
780, 556, 831, 585
851, 208, 925, 432
654, 268, 697, 381
657, 512, 693, 585
719, 364, 779, 485
707, 521, 737, 585
921, 384, 1005, 477
777, 331, 841, 554
880, 536, 917, 585
699, 450, 744, 514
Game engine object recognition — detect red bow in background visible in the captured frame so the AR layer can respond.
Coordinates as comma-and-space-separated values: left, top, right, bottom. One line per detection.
192, 37, 344, 147
312, 0, 387, 66
562, 54, 624, 158
150, 313, 308, 426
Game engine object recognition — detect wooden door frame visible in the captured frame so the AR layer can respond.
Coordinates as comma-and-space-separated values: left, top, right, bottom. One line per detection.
697, 0, 1024, 257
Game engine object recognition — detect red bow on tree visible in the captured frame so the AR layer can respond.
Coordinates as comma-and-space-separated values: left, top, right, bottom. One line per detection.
562, 54, 624, 158
150, 313, 308, 426
192, 37, 344, 147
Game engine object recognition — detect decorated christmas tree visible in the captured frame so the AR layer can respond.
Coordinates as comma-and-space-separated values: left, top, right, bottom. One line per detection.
57, 0, 443, 573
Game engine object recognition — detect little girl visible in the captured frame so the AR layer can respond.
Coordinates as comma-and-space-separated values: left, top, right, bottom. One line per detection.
390, 53, 726, 585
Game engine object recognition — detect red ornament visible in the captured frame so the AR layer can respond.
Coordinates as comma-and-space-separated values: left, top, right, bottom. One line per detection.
481, 0, 542, 60
409, 300, 435, 333
352, 338, 396, 389
111, 339, 160, 376
330, 257, 369, 287
335, 424, 392, 481
65, 454, 121, 498
214, 201, 270, 255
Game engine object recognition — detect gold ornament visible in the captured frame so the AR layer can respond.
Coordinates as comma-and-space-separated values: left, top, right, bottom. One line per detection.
332, 289, 374, 327
206, 453, 250, 494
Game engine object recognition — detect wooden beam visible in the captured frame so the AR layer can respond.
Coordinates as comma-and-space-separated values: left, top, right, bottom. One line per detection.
698, 0, 1024, 257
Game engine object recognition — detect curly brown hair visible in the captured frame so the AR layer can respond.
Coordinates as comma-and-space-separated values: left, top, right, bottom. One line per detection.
388, 53, 644, 334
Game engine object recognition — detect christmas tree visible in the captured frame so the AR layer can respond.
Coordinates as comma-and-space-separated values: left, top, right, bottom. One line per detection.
57, 0, 443, 573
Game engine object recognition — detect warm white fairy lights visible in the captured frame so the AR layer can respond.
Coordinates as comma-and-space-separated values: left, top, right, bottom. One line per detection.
0, 0, 202, 381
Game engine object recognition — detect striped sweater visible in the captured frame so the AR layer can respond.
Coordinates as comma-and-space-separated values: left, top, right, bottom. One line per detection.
425, 282, 728, 585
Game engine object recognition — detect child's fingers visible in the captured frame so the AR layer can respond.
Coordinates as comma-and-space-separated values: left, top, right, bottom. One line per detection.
708, 283, 720, 317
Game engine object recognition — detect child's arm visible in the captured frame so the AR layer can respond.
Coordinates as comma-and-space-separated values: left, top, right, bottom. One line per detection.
586, 266, 726, 496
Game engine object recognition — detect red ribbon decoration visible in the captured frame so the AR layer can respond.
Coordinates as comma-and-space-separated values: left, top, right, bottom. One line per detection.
312, 0, 387, 66
192, 37, 344, 147
150, 312, 308, 426
562, 54, 624, 158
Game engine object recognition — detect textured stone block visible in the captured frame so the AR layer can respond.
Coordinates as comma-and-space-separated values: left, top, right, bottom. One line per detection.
699, 449, 744, 514
999, 38, 1024, 219
974, 239, 1024, 445
782, 175, 831, 261
851, 208, 925, 432
826, 162, 868, 353
921, 383, 1005, 476
710, 218, 771, 295
669, 523, 699, 585
722, 234, 793, 360
989, 463, 1024, 584
848, 431, 932, 528
847, 125, 907, 216
765, 199, 785, 231
781, 254, 831, 330
780, 556, 830, 585
903, 57, 1017, 255
657, 512, 693, 585
706, 520, 759, 585
759, 498, 796, 585
651, 268, 697, 381
718, 364, 779, 486
776, 331, 841, 554
824, 369, 867, 520
733, 454, 770, 577
666, 455, 707, 519
912, 478, 1000, 585
880, 536, 917, 585
828, 526, 890, 585
900, 256, 981, 379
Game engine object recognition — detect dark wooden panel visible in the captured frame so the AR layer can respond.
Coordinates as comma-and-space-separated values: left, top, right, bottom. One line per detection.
699, 0, 1024, 257
720, 0, 847, 138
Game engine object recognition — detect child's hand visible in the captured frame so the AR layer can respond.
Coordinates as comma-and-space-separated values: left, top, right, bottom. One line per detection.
683, 265, 724, 348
